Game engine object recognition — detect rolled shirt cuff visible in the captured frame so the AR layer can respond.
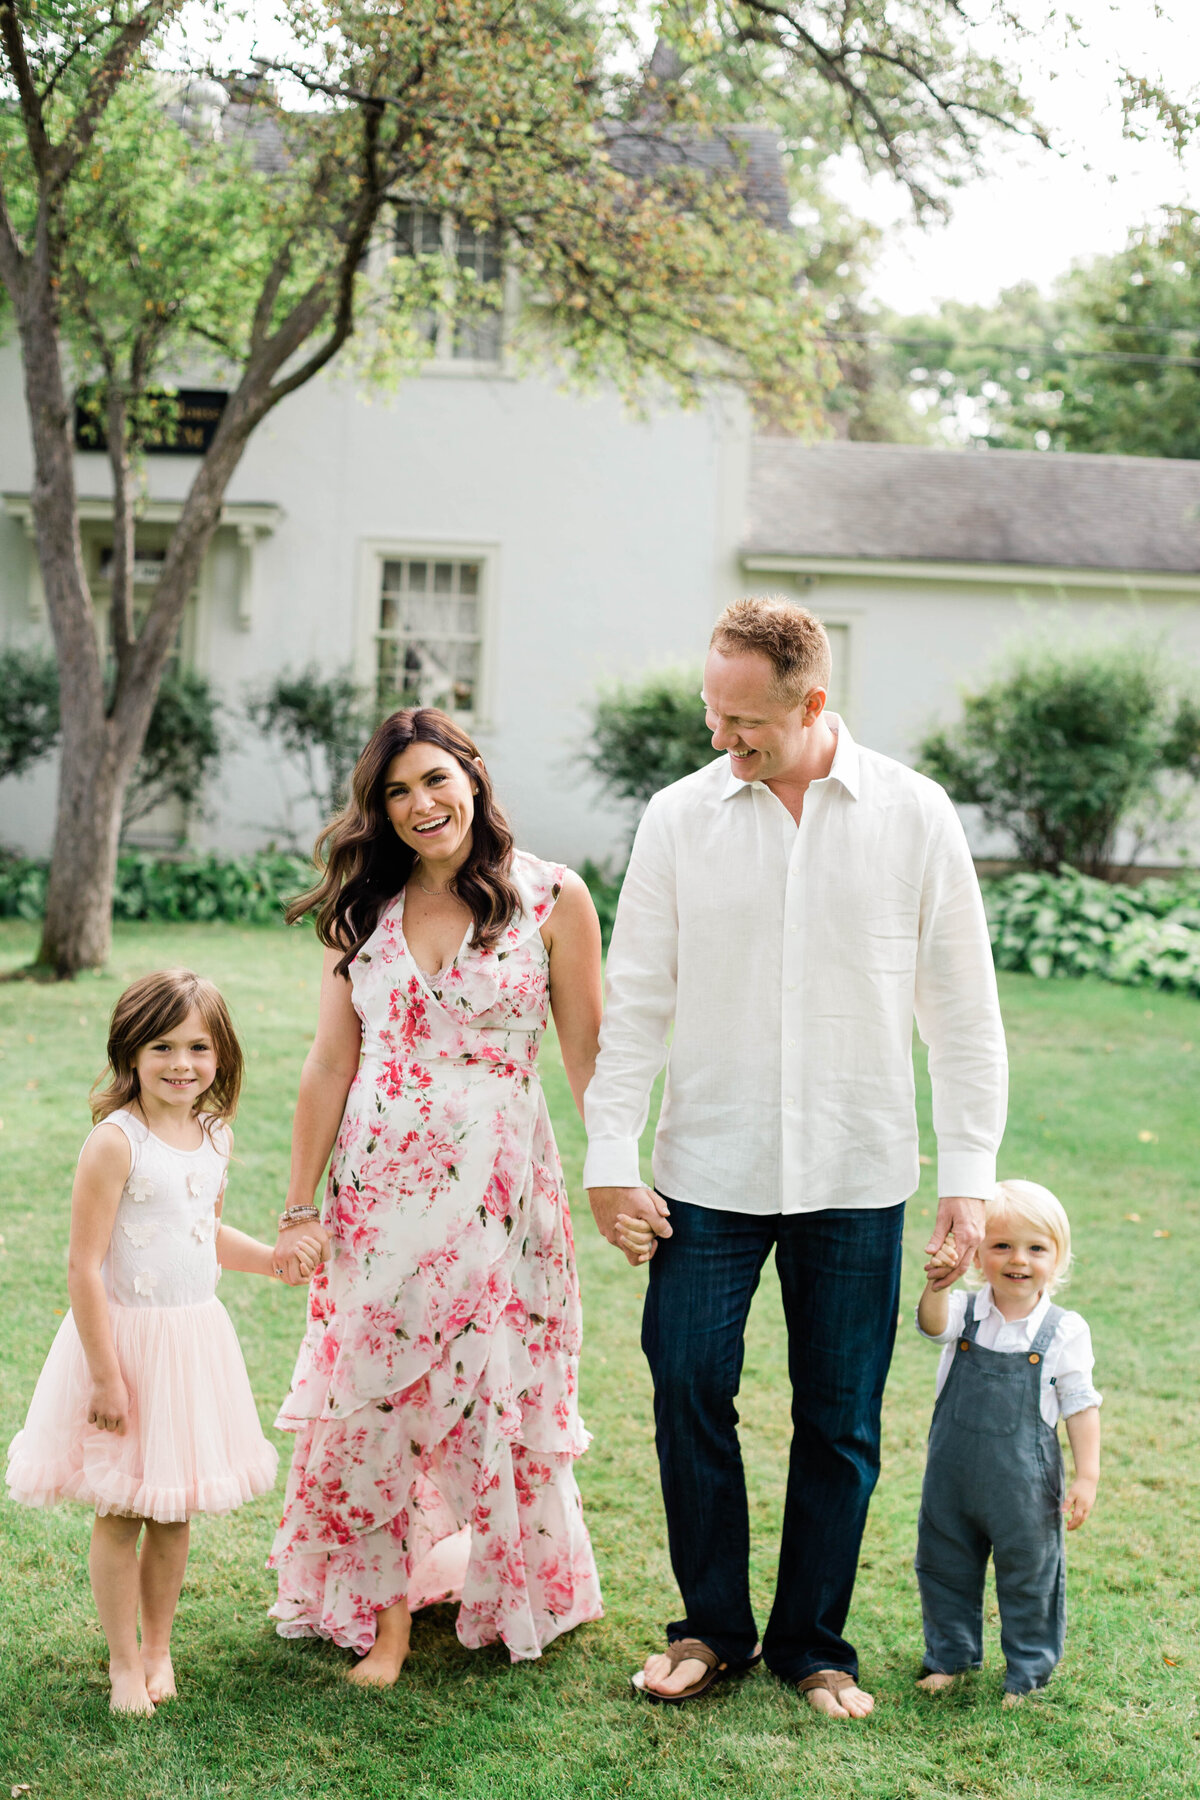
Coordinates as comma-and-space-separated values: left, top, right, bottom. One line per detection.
582, 1137, 644, 1190
937, 1149, 998, 1202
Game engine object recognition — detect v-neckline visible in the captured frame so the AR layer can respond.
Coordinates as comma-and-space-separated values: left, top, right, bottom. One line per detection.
396, 895, 474, 998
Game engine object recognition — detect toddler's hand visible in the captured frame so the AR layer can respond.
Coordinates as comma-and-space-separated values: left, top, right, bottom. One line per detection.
87, 1375, 131, 1435
924, 1231, 958, 1279
614, 1213, 657, 1267
1063, 1477, 1097, 1530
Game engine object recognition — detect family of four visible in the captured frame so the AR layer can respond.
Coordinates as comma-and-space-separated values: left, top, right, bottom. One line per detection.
7, 597, 1101, 1719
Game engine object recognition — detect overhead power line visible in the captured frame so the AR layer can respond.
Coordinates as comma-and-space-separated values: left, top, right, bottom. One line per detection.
820, 330, 1200, 371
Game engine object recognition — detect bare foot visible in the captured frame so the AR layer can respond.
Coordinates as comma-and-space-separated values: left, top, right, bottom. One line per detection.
917, 1671, 957, 1694
1002, 1690, 1026, 1709
346, 1602, 411, 1688
142, 1650, 176, 1703
803, 1674, 875, 1719
638, 1652, 718, 1698
109, 1665, 155, 1716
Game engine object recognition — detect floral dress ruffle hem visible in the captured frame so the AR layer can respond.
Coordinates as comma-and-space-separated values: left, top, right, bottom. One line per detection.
268, 852, 603, 1660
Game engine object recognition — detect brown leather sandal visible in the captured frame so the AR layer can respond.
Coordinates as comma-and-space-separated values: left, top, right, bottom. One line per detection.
630, 1637, 759, 1705
797, 1669, 862, 1714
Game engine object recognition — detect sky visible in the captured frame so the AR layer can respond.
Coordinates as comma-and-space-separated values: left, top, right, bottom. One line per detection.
824, 0, 1200, 315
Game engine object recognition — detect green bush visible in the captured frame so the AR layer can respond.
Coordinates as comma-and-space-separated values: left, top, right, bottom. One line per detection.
245, 666, 373, 821
579, 667, 716, 835
121, 669, 224, 837
0, 647, 61, 781
0, 852, 313, 925
984, 866, 1200, 997
920, 633, 1200, 877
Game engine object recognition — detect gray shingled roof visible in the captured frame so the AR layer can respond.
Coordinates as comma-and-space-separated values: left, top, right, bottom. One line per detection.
746, 440, 1200, 575
604, 124, 791, 231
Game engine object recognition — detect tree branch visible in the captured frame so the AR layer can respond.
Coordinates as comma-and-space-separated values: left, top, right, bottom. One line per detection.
0, 0, 52, 175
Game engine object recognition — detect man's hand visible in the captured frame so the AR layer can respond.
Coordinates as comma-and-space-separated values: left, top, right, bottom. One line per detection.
273, 1219, 332, 1286
588, 1185, 672, 1267
925, 1196, 985, 1288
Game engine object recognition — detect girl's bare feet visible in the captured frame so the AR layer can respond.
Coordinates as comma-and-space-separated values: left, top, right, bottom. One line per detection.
346, 1601, 412, 1687
917, 1671, 956, 1694
142, 1649, 177, 1703
1002, 1690, 1026, 1709
109, 1664, 155, 1716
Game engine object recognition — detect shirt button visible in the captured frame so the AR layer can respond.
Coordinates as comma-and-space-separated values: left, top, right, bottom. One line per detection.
787, 1038, 796, 1048
785, 1097, 795, 1107
786, 982, 797, 992
789, 926, 799, 935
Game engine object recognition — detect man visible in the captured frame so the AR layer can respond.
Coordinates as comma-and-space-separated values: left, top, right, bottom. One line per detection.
583, 597, 1007, 1717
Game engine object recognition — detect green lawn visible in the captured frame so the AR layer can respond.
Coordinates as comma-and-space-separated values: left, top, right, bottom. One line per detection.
0, 920, 1196, 1800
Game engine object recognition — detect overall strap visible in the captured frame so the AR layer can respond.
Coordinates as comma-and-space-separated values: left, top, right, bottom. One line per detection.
960, 1290, 983, 1341
1030, 1304, 1064, 1359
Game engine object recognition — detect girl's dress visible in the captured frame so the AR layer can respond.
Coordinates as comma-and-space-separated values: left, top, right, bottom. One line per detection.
6, 1109, 277, 1522
269, 851, 603, 1660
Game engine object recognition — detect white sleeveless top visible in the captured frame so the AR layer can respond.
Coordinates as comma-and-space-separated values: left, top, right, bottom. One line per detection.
95, 1108, 229, 1309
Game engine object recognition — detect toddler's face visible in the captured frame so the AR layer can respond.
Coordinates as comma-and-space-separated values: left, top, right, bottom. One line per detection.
133, 1005, 219, 1112
977, 1214, 1058, 1305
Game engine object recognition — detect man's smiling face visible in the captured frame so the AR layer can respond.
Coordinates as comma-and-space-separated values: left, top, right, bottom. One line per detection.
702, 646, 820, 785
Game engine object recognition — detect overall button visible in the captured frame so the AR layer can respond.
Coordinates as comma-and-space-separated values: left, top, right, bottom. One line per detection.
1029, 1352, 1041, 1365
959, 1340, 970, 1353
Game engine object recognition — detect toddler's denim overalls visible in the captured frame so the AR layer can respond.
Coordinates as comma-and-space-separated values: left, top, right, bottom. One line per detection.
915, 1293, 1066, 1694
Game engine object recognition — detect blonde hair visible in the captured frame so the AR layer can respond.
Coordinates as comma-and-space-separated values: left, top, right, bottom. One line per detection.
967, 1179, 1073, 1295
709, 596, 832, 706
90, 969, 243, 1129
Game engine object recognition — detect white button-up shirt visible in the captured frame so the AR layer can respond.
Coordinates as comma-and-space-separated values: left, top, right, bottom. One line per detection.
582, 717, 1007, 1214
918, 1285, 1102, 1427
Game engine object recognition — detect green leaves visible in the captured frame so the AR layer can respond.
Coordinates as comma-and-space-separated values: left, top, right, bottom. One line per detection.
985, 866, 1200, 999
918, 632, 1200, 878
579, 665, 715, 821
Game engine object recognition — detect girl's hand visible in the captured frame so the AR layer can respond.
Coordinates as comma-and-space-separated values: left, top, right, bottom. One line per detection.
293, 1234, 324, 1281
614, 1212, 657, 1267
1063, 1476, 1097, 1531
88, 1375, 131, 1435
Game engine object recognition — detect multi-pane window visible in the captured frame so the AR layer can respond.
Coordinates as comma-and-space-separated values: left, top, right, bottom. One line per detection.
376, 556, 483, 721
394, 204, 504, 363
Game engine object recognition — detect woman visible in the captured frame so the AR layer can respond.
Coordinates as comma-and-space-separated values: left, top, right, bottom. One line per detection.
268, 708, 604, 1683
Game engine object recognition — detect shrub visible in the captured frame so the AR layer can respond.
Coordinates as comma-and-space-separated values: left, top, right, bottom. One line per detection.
246, 666, 373, 822
0, 647, 61, 781
919, 633, 1200, 877
121, 669, 224, 836
983, 866, 1200, 997
579, 667, 716, 836
0, 852, 313, 925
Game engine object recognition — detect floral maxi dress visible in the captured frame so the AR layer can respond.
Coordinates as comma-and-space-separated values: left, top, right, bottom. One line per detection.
269, 852, 603, 1659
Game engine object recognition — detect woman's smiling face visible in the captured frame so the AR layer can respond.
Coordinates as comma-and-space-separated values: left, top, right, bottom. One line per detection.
382, 741, 480, 871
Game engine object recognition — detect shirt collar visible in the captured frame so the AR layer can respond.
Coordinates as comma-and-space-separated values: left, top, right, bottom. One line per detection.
977, 1284, 1051, 1339
719, 711, 861, 802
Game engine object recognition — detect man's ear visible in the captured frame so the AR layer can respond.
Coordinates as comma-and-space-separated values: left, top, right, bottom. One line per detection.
804, 687, 828, 724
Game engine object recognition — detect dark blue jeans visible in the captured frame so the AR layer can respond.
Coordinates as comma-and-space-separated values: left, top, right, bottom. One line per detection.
642, 1197, 905, 1684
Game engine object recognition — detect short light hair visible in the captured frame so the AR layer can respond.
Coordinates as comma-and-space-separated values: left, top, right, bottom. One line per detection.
967, 1179, 1074, 1295
709, 596, 832, 706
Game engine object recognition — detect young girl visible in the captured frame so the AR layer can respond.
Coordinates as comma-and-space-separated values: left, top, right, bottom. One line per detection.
914, 1180, 1101, 1706
5, 969, 322, 1716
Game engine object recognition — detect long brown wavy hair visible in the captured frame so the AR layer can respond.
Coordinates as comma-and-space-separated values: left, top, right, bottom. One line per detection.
90, 969, 243, 1127
287, 708, 520, 976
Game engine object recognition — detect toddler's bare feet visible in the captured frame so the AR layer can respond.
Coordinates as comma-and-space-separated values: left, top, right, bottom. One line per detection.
142, 1649, 176, 1703
1002, 1690, 1026, 1709
109, 1664, 155, 1716
917, 1672, 957, 1694
346, 1602, 411, 1687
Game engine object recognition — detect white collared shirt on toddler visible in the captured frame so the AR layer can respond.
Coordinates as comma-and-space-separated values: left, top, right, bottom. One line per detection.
917, 1284, 1102, 1428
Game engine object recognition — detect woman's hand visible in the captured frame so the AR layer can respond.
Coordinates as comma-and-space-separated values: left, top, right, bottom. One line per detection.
88, 1374, 131, 1434
614, 1212, 658, 1267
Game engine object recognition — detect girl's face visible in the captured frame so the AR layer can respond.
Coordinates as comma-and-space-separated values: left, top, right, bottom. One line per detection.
383, 742, 482, 873
132, 1006, 219, 1114
977, 1214, 1059, 1308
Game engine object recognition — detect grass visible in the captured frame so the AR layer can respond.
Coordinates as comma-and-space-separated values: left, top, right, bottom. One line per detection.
0, 919, 1197, 1799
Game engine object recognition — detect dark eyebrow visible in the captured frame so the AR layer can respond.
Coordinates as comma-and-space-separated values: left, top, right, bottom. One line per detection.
385, 764, 452, 792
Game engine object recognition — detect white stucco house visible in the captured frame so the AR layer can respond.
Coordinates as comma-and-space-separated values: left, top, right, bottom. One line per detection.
3, 324, 1200, 867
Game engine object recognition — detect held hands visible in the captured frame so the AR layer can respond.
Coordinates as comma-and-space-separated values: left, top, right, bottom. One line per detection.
273, 1219, 333, 1286
1063, 1476, 1097, 1531
88, 1374, 131, 1435
925, 1196, 985, 1288
588, 1185, 671, 1268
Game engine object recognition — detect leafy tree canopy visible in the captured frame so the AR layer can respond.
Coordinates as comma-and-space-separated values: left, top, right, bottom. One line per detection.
859, 210, 1200, 456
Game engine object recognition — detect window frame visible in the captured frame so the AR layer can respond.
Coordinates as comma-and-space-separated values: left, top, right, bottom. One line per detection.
390, 202, 517, 378
355, 537, 499, 733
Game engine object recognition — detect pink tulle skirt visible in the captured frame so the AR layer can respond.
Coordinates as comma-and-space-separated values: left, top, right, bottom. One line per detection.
6, 1297, 278, 1523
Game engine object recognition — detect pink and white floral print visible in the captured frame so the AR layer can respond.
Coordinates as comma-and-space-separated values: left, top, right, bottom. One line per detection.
269, 852, 603, 1661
